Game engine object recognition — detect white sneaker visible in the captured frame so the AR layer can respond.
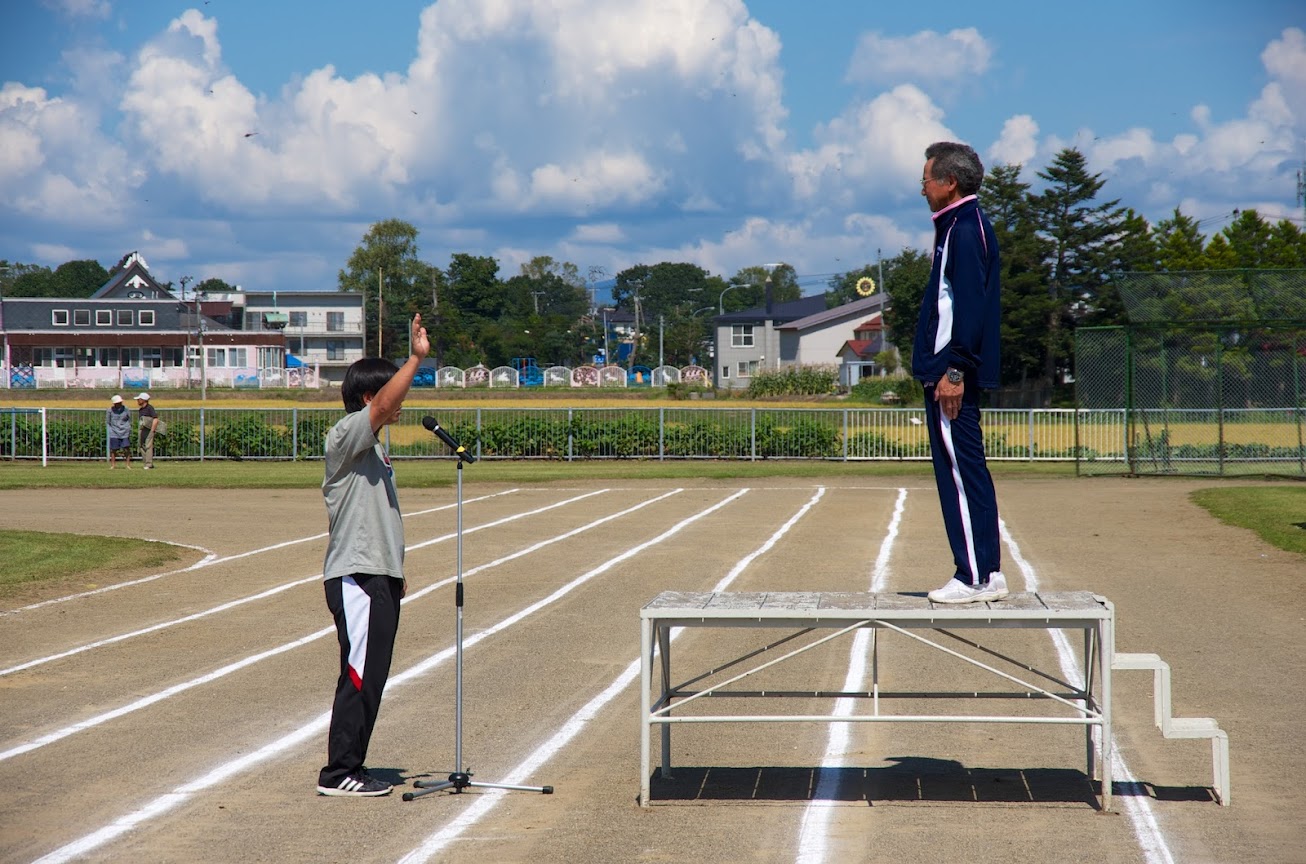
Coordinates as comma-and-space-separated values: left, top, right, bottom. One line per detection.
928, 572, 1009, 604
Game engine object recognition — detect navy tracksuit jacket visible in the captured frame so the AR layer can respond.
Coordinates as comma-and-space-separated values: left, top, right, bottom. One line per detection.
911, 195, 1003, 584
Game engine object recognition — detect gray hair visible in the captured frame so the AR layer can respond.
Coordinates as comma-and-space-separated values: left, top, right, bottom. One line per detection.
924, 141, 984, 195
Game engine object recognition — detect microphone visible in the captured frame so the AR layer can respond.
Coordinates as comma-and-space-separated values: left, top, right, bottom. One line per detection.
422, 416, 476, 463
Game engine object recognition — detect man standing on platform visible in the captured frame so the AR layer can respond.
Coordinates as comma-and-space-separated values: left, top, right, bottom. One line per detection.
912, 141, 1008, 604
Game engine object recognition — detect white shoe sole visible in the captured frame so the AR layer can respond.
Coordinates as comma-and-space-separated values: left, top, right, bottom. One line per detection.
316, 784, 391, 797
928, 584, 1009, 604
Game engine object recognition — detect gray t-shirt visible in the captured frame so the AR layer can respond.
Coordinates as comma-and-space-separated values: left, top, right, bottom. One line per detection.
321, 409, 404, 582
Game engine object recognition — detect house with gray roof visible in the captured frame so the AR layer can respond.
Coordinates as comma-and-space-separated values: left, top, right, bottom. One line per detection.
712, 292, 894, 389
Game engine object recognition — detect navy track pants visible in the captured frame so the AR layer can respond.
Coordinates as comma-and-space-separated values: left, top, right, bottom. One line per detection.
924, 387, 1001, 585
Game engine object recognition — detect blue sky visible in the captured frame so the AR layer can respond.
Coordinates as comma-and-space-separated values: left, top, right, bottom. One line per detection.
2, 0, 1304, 294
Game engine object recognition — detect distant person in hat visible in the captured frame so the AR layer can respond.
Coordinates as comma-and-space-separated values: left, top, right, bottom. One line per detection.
135, 393, 159, 470
106, 395, 132, 469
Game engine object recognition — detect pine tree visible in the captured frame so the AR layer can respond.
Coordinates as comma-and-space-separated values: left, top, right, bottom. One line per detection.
1030, 148, 1130, 385
1153, 209, 1207, 271
979, 163, 1054, 388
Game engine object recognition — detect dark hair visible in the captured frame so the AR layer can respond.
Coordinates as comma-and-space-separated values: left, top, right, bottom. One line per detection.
341, 358, 399, 413
925, 141, 984, 196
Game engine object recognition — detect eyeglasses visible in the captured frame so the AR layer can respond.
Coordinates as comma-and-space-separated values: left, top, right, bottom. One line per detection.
920, 176, 945, 188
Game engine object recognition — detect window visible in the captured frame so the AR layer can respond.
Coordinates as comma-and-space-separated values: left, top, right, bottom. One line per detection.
52, 310, 69, 326
54, 347, 74, 368
327, 341, 345, 360
139, 310, 155, 326
720, 365, 731, 379
121, 348, 142, 367
74, 309, 91, 326
96, 347, 119, 367
96, 310, 112, 326
208, 348, 248, 368
736, 360, 758, 378
730, 325, 754, 348
326, 311, 344, 331
164, 348, 184, 367
288, 311, 308, 328
142, 348, 162, 368
76, 347, 95, 367
117, 310, 134, 326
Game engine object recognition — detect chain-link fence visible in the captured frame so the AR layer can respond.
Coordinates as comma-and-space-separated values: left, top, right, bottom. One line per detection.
4, 405, 1099, 463
1076, 270, 1306, 476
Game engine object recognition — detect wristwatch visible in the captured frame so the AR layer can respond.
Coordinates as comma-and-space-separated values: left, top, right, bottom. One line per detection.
945, 368, 964, 384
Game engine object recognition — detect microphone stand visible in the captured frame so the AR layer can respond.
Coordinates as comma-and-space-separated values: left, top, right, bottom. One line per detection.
405, 423, 553, 801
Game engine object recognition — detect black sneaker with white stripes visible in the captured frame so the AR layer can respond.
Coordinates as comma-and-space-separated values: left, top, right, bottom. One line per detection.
316, 772, 392, 797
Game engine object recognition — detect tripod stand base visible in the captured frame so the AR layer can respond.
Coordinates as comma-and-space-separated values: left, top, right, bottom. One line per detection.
403, 770, 553, 801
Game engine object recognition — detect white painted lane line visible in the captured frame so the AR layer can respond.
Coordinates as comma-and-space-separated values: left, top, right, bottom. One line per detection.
2, 540, 219, 616
0, 490, 568, 679
1, 490, 614, 761
30, 488, 736, 864
1001, 519, 1177, 864
397, 487, 823, 864
1, 490, 521, 615
795, 488, 907, 864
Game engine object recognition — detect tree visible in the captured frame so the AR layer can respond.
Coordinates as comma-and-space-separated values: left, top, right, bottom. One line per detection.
1089, 208, 1155, 326
46, 259, 110, 297
338, 220, 434, 359
1221, 209, 1274, 268
825, 264, 879, 308
1265, 219, 1306, 268
1030, 147, 1130, 384
875, 247, 934, 363
4, 263, 54, 297
195, 277, 235, 295
1201, 234, 1238, 269
980, 163, 1055, 388
728, 263, 800, 310
1153, 209, 1207, 271
513, 257, 589, 319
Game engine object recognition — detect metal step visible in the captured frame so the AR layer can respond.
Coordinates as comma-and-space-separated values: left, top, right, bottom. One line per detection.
1112, 652, 1230, 805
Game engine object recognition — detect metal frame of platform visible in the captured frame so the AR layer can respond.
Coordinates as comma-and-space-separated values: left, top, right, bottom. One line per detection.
639, 590, 1117, 809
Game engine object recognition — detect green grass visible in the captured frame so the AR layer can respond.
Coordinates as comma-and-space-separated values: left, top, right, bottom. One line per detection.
0, 458, 1078, 489
1190, 486, 1306, 556
0, 530, 184, 595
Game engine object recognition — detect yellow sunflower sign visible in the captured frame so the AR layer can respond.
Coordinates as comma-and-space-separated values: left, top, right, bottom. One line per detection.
855, 276, 876, 296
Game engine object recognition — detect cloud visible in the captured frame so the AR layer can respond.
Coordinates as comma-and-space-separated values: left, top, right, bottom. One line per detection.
0, 82, 138, 226
571, 223, 626, 244
138, 229, 189, 261
989, 115, 1038, 167
1261, 27, 1306, 122
788, 84, 954, 205
846, 28, 992, 89
42, 0, 110, 19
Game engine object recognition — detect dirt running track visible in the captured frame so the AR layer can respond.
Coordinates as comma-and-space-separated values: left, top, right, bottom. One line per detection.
0, 476, 1301, 864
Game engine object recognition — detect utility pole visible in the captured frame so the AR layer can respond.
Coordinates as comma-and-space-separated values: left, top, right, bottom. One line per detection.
180, 276, 193, 389
377, 267, 384, 359
602, 308, 609, 365
1297, 160, 1306, 224
658, 314, 664, 368
877, 248, 884, 296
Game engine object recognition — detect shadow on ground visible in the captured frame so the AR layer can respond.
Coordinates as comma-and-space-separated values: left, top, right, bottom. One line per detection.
647, 756, 1214, 808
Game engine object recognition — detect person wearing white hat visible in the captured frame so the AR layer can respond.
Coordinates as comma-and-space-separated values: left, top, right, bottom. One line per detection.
135, 393, 159, 469
106, 395, 132, 469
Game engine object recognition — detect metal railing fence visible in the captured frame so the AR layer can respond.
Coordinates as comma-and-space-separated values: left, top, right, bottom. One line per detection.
3, 405, 1127, 464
